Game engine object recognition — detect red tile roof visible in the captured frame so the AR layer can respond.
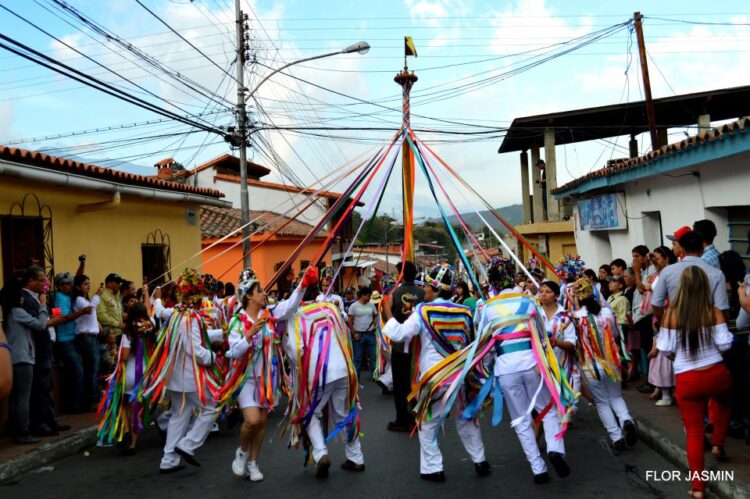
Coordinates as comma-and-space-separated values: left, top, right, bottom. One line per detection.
553, 117, 750, 195
200, 205, 327, 239
0, 145, 225, 199
214, 173, 347, 200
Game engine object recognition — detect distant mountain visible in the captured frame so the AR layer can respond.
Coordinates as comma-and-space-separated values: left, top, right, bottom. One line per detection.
427, 204, 523, 233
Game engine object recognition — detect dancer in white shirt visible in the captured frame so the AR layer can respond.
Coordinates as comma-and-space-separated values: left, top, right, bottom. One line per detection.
382, 264, 488, 483
221, 267, 314, 482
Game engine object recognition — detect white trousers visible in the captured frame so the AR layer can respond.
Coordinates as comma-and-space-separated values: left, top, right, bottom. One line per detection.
160, 390, 217, 469
583, 368, 632, 443
498, 367, 565, 474
377, 362, 393, 390
308, 377, 364, 465
418, 399, 486, 474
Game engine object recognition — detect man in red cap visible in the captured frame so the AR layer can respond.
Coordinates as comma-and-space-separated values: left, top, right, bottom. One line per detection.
665, 225, 692, 260
652, 229, 729, 322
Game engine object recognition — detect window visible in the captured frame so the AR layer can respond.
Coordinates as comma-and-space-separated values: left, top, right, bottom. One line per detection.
1, 193, 54, 281
142, 230, 171, 286
274, 261, 293, 296
1, 216, 44, 280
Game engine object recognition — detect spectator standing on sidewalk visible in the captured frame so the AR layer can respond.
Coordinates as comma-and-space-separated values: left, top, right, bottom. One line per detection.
598, 265, 612, 300
693, 219, 720, 269
610, 259, 627, 277
53, 267, 90, 413
652, 230, 730, 323
644, 246, 677, 402
656, 266, 733, 499
347, 286, 378, 379
75, 274, 105, 411
630, 245, 656, 381
98, 273, 126, 341
3, 279, 48, 444
0, 313, 11, 401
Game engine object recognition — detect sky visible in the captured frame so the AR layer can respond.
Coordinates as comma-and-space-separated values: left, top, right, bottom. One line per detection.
2, 0, 750, 220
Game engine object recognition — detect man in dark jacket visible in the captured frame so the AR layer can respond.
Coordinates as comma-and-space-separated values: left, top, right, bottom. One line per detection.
387, 261, 424, 432
22, 266, 70, 436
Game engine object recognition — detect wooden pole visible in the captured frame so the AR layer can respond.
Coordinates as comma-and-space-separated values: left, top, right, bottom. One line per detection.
634, 11, 658, 152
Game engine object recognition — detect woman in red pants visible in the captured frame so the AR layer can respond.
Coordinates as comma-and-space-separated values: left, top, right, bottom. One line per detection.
656, 266, 733, 498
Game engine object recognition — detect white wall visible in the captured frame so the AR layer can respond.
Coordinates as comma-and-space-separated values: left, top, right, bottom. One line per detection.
572, 150, 750, 267
193, 169, 327, 225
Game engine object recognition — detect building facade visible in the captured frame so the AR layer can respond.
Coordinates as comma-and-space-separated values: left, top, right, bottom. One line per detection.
0, 146, 229, 287
553, 118, 750, 268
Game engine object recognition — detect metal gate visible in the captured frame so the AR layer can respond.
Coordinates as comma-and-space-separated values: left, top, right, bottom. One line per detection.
1, 193, 54, 282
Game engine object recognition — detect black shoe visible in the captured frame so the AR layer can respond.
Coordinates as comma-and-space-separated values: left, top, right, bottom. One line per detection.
387, 421, 413, 432
316, 455, 331, 479
475, 461, 490, 477
533, 472, 550, 484
341, 459, 365, 472
175, 447, 200, 467
612, 439, 626, 451
31, 425, 59, 437
548, 452, 570, 478
52, 423, 71, 432
637, 383, 654, 394
15, 434, 41, 445
159, 464, 186, 474
420, 471, 446, 483
623, 420, 637, 447
122, 447, 136, 457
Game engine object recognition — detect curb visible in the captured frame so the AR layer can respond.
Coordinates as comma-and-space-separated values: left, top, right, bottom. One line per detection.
0, 426, 97, 483
636, 414, 748, 499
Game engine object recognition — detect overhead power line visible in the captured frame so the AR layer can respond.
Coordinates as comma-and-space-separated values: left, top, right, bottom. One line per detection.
134, 0, 241, 86
0, 32, 227, 136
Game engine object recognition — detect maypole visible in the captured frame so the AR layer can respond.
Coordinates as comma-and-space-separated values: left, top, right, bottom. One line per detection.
394, 36, 418, 262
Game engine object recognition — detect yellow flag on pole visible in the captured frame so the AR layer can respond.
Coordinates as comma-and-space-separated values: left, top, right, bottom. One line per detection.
405, 36, 417, 57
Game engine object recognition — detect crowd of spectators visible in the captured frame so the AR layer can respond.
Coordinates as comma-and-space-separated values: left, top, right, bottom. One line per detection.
0, 256, 237, 445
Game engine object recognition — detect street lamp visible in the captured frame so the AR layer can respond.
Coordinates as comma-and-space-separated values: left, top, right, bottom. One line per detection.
235, 38, 370, 268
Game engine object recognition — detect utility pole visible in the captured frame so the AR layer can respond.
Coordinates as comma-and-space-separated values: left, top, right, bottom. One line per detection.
235, 0, 251, 268
634, 11, 658, 152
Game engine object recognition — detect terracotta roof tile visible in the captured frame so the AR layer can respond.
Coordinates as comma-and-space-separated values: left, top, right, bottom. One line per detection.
552, 117, 750, 195
0, 145, 225, 199
200, 205, 327, 239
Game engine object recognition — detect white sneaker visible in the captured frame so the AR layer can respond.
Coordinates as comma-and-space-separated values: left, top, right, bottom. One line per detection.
232, 448, 248, 477
247, 461, 264, 482
655, 399, 674, 407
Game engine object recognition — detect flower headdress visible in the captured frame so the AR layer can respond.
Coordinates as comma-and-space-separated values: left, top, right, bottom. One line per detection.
237, 268, 260, 301
175, 268, 208, 306
380, 274, 396, 294
572, 277, 594, 301
487, 257, 515, 290
554, 254, 586, 282
425, 262, 455, 291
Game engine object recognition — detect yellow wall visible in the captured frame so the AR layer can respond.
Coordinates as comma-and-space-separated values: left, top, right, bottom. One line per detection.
517, 222, 577, 281
0, 176, 205, 286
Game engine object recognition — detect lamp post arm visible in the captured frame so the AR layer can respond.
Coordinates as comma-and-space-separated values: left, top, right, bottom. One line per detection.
246, 50, 344, 101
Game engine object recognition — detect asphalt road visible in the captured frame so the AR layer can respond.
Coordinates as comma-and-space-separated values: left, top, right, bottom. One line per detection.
2, 376, 691, 499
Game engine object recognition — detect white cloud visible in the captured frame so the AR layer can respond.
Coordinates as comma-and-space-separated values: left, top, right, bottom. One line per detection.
0, 103, 16, 139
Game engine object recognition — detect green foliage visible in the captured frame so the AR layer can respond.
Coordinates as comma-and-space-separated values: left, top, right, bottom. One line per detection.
351, 211, 457, 262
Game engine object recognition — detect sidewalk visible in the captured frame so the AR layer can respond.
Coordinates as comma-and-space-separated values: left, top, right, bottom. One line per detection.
0, 412, 97, 483
623, 388, 750, 499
